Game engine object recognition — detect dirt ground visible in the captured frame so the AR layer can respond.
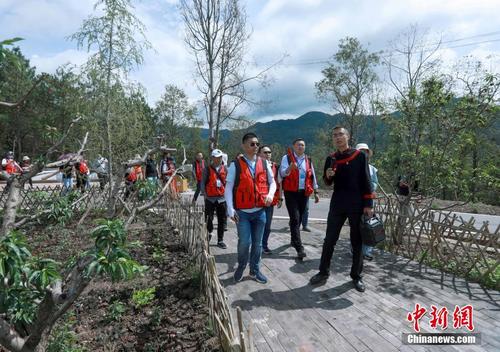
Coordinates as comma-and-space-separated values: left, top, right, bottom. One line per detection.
1, 212, 220, 352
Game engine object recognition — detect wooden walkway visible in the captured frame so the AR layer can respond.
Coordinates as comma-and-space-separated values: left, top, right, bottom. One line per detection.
211, 218, 500, 352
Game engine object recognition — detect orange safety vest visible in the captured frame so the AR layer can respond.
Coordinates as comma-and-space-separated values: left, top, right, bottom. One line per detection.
5, 160, 20, 174
126, 169, 137, 182
233, 157, 269, 210
79, 161, 89, 174
205, 165, 227, 197
271, 162, 280, 206
282, 154, 314, 196
195, 160, 205, 182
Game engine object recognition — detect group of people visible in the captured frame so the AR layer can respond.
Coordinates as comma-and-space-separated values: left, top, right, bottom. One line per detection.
193, 126, 379, 292
59, 156, 94, 195
124, 152, 176, 198
0, 151, 33, 187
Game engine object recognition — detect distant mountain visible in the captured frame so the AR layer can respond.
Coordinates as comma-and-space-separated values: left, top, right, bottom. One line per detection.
201, 111, 388, 147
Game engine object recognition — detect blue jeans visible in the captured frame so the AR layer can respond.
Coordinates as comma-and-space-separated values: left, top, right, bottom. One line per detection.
62, 177, 73, 195
236, 209, 266, 274
262, 206, 274, 250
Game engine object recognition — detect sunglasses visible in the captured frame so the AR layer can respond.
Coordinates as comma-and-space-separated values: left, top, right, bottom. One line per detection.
263, 150, 272, 154
250, 142, 260, 147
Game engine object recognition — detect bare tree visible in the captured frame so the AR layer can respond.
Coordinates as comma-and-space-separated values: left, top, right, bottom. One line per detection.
180, 0, 278, 150
382, 25, 442, 178
384, 24, 442, 105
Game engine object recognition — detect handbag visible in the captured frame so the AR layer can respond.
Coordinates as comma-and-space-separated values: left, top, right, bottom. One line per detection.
360, 214, 386, 246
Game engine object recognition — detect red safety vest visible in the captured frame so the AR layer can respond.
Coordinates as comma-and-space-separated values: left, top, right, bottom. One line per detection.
195, 160, 205, 182
282, 154, 314, 196
126, 169, 137, 182
79, 161, 89, 174
205, 165, 227, 197
5, 160, 20, 174
233, 157, 269, 210
271, 162, 280, 206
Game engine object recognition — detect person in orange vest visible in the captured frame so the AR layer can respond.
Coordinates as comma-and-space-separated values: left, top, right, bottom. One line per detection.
2, 151, 22, 176
200, 149, 227, 249
279, 138, 320, 259
258, 145, 282, 254
133, 154, 145, 181
309, 126, 375, 292
124, 166, 138, 200
191, 152, 205, 204
225, 133, 276, 284
1, 151, 22, 190
74, 159, 90, 193
160, 152, 175, 184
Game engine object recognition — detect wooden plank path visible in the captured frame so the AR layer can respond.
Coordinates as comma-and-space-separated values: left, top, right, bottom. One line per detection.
211, 219, 500, 352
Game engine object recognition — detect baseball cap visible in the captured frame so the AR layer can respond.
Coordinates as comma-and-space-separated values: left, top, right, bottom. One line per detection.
211, 149, 223, 158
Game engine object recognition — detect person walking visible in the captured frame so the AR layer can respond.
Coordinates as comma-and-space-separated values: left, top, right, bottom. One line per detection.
95, 155, 109, 190
201, 149, 228, 249
74, 159, 90, 193
225, 133, 276, 284
192, 152, 205, 203
258, 145, 282, 254
145, 153, 159, 184
160, 152, 176, 184
280, 138, 320, 259
310, 126, 375, 292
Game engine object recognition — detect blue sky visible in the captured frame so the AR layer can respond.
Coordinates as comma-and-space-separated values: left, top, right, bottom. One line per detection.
1, 0, 500, 123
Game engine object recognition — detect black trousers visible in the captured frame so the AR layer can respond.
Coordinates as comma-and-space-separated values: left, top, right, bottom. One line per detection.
205, 199, 227, 242
319, 210, 363, 280
284, 190, 308, 252
193, 181, 202, 202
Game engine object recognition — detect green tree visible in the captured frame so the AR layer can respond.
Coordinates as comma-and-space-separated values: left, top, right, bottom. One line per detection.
70, 0, 151, 206
316, 37, 380, 144
154, 84, 199, 141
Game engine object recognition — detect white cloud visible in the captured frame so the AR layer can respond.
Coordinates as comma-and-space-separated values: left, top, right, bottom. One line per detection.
30, 49, 90, 73
2, 0, 500, 122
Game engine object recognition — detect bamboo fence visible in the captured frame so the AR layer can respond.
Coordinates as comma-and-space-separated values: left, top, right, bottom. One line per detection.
375, 195, 499, 289
163, 197, 251, 352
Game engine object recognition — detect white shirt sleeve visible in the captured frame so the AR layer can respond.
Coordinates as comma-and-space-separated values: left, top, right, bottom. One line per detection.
224, 162, 236, 218
266, 161, 276, 199
311, 161, 319, 190
279, 154, 289, 178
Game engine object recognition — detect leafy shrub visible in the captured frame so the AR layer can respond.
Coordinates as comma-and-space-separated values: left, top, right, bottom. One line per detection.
0, 230, 60, 325
86, 218, 146, 281
136, 179, 158, 201
107, 300, 127, 322
46, 313, 86, 352
132, 287, 156, 308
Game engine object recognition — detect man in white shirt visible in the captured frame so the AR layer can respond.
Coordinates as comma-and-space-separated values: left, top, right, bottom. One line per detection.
280, 138, 320, 259
225, 133, 276, 284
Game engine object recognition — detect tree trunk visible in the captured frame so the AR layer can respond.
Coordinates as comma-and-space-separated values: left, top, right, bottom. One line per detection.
1, 178, 22, 236
471, 144, 478, 202
105, 13, 116, 216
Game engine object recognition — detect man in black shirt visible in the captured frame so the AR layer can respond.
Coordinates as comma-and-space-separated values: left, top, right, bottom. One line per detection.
310, 126, 375, 292
145, 154, 159, 182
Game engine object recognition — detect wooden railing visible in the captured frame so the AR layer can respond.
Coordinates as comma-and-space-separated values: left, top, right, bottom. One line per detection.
164, 198, 252, 352
375, 195, 499, 289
